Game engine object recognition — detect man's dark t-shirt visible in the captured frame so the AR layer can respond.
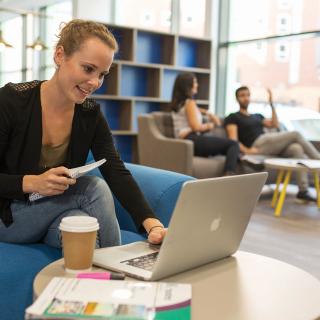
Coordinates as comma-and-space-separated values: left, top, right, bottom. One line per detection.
224, 112, 265, 148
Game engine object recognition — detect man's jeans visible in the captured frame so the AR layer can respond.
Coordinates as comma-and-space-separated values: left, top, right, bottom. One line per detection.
253, 131, 320, 191
0, 176, 121, 248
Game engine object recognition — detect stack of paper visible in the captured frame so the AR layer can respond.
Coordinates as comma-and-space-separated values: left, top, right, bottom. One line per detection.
25, 277, 191, 319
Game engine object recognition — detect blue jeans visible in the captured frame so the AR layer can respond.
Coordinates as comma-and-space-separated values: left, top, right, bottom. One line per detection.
0, 176, 121, 248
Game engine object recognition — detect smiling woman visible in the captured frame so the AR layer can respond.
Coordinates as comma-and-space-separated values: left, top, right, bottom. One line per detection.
50, 19, 117, 104
0, 19, 166, 249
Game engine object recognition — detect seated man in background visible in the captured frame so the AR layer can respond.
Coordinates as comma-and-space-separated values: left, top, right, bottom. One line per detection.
224, 86, 320, 203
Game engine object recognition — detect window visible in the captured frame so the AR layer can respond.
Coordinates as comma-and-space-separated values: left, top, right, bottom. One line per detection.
229, 0, 271, 41
43, 1, 72, 79
0, 16, 23, 86
26, 14, 34, 82
275, 41, 289, 62
276, 14, 291, 34
225, 37, 320, 115
220, 0, 320, 119
229, 0, 320, 41
291, 119, 320, 140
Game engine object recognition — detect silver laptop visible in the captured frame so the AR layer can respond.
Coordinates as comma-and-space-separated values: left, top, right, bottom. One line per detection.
93, 172, 267, 281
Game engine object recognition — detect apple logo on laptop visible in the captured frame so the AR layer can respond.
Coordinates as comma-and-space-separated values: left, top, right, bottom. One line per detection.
210, 217, 221, 232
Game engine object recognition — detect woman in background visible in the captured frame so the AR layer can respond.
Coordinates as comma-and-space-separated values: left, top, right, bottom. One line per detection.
171, 72, 240, 175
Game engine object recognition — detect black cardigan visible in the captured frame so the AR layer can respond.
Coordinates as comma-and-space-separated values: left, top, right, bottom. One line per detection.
0, 81, 157, 229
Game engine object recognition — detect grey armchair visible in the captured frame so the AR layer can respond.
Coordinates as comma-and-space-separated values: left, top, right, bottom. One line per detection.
137, 112, 227, 178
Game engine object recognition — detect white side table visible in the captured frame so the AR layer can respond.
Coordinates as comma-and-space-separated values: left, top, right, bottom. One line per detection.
33, 251, 320, 320
265, 158, 320, 216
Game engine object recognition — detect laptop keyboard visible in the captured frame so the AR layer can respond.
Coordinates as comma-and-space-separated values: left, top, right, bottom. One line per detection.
120, 252, 159, 271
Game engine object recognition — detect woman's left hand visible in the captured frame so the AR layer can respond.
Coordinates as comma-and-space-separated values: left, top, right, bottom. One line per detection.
148, 227, 167, 244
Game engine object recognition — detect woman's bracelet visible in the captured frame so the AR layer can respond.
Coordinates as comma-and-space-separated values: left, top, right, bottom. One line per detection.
148, 225, 164, 235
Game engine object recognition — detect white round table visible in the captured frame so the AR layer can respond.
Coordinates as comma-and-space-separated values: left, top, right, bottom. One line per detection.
33, 250, 320, 320
265, 158, 320, 216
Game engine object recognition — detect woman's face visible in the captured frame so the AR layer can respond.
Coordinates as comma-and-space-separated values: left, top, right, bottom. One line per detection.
54, 37, 114, 104
191, 77, 198, 95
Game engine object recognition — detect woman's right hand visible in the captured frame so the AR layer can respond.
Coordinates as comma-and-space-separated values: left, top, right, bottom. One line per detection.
23, 167, 76, 196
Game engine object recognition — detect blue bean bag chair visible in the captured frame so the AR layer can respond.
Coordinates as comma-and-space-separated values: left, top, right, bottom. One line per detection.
0, 162, 194, 319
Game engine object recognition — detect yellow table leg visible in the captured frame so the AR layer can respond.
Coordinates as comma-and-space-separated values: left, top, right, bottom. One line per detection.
314, 172, 320, 208
274, 170, 292, 217
271, 170, 285, 208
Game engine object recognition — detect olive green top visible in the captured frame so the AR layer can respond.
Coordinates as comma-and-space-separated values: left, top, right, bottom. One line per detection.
39, 139, 69, 169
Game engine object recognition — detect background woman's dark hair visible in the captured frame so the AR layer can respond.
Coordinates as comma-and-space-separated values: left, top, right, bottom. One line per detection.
171, 72, 196, 112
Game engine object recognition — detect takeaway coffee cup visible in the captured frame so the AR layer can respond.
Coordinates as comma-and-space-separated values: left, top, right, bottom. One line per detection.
59, 216, 99, 273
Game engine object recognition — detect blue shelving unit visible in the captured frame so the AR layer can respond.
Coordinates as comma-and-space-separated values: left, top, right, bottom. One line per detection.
121, 66, 147, 97
136, 31, 174, 65
194, 72, 210, 100
161, 69, 210, 101
112, 135, 135, 163
121, 66, 159, 97
178, 38, 198, 68
98, 100, 121, 130
95, 63, 119, 95
90, 24, 211, 163
132, 102, 162, 131
97, 99, 131, 131
178, 37, 211, 69
162, 70, 180, 100
109, 26, 133, 61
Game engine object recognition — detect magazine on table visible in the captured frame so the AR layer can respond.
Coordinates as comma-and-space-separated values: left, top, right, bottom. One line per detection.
25, 277, 191, 319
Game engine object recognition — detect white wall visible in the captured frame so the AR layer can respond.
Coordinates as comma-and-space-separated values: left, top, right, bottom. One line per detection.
72, 0, 113, 23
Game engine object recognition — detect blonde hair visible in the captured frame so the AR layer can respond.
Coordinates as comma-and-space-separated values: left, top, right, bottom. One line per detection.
56, 19, 118, 56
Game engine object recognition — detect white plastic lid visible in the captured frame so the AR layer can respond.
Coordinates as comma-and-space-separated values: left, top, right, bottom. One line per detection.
59, 216, 99, 233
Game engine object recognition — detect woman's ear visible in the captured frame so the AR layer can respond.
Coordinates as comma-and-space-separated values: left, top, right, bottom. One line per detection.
54, 45, 65, 68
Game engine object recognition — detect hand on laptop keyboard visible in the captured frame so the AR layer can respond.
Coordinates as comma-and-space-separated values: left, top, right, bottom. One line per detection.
147, 226, 167, 245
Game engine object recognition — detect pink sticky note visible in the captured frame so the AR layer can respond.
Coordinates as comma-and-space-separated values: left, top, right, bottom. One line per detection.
76, 272, 111, 280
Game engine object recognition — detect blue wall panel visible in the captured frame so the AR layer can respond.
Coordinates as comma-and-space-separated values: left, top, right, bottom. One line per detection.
133, 102, 161, 131
136, 32, 161, 64
97, 100, 121, 130
178, 39, 197, 68
121, 66, 148, 97
110, 28, 126, 60
94, 80, 107, 94
113, 136, 133, 162
162, 70, 179, 100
